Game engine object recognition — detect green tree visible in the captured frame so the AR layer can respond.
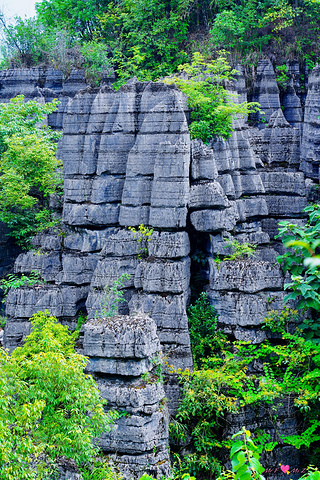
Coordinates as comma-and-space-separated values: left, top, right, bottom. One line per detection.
35, 0, 107, 40
0, 310, 118, 479
209, 11, 246, 50
0, 95, 62, 248
98, 0, 193, 83
164, 52, 260, 142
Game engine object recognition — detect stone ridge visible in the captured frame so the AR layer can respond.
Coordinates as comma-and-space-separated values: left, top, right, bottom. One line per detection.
81, 314, 170, 480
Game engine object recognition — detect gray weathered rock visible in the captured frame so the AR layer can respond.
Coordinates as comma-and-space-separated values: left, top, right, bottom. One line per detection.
208, 259, 283, 293
301, 64, 320, 180
252, 59, 281, 125
83, 315, 170, 479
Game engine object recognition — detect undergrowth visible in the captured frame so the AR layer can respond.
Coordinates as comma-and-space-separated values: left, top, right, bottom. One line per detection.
171, 292, 320, 479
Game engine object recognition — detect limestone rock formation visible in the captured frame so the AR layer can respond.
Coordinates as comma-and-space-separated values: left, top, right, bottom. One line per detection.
301, 64, 320, 181
252, 58, 281, 126
81, 314, 170, 480
2, 59, 320, 475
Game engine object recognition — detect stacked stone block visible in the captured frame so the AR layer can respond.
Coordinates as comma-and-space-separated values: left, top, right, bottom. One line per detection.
82, 314, 170, 480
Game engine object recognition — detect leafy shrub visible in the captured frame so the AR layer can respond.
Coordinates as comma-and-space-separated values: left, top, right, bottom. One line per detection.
0, 310, 119, 478
224, 239, 256, 261
73, 312, 88, 340
81, 41, 112, 85
128, 224, 154, 259
209, 11, 246, 51
95, 273, 131, 318
0, 316, 6, 329
171, 314, 320, 478
164, 52, 260, 142
277, 204, 320, 313
0, 95, 62, 248
0, 270, 45, 300
276, 63, 290, 89
261, 307, 300, 334
80, 459, 123, 480
187, 292, 226, 369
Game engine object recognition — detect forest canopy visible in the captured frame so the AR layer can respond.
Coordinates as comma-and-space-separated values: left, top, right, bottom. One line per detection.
0, 0, 320, 82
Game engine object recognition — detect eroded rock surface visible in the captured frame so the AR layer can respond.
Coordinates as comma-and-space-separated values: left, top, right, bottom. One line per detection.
2, 60, 320, 476
81, 314, 170, 480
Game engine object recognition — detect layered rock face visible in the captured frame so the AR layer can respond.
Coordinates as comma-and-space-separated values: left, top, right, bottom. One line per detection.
0, 67, 92, 286
2, 59, 320, 475
81, 315, 170, 479
4, 81, 194, 418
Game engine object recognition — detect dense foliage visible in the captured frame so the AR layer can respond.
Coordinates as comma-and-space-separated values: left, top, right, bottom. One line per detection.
1, 0, 320, 78
171, 292, 320, 479
0, 310, 118, 479
164, 52, 260, 141
187, 292, 226, 369
0, 95, 62, 248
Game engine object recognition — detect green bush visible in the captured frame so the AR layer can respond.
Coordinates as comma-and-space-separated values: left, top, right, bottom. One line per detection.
164, 52, 260, 142
95, 273, 131, 318
0, 270, 45, 300
209, 11, 246, 51
187, 292, 226, 369
0, 95, 62, 248
81, 41, 112, 85
0, 310, 118, 479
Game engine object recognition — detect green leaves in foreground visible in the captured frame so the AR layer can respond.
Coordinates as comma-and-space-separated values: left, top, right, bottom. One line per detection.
0, 310, 118, 480
231, 429, 265, 480
277, 204, 320, 313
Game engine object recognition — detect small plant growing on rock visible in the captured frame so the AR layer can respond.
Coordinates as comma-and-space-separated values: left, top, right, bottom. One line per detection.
223, 239, 257, 261
0, 269, 45, 300
262, 307, 300, 334
276, 64, 290, 89
128, 224, 154, 259
95, 274, 131, 319
150, 354, 165, 383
